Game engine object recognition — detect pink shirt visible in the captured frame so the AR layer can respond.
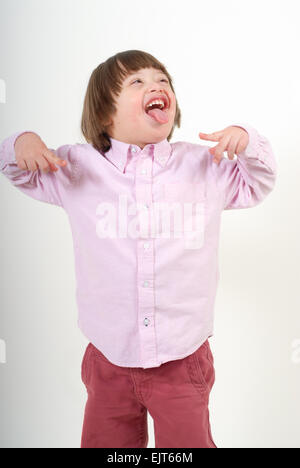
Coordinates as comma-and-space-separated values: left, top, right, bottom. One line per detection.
0, 124, 277, 368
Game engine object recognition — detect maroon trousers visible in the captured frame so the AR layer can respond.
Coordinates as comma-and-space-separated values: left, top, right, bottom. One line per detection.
81, 339, 217, 448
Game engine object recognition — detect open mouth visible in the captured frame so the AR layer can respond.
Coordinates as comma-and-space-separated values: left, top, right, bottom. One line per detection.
144, 97, 170, 124
144, 96, 169, 113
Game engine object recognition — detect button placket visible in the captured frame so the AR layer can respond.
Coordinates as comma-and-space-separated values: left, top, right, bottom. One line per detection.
135, 149, 157, 366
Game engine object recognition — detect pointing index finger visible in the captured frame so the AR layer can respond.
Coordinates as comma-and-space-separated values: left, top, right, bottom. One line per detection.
199, 132, 222, 141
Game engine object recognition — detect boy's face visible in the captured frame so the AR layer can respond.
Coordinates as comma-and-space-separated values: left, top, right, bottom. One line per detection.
107, 67, 177, 149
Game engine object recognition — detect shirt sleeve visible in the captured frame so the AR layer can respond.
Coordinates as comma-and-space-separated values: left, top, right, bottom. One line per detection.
212, 123, 278, 210
0, 131, 80, 208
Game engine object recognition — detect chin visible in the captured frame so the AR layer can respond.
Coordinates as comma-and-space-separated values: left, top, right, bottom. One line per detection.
145, 135, 168, 145
147, 126, 170, 139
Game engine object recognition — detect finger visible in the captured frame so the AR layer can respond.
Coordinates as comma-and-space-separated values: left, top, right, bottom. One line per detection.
42, 149, 67, 167
209, 145, 223, 164
35, 156, 53, 173
23, 159, 29, 171
199, 130, 224, 142
17, 159, 28, 171
25, 159, 39, 171
236, 136, 245, 155
226, 136, 236, 160
40, 154, 58, 172
49, 162, 58, 171
211, 134, 231, 161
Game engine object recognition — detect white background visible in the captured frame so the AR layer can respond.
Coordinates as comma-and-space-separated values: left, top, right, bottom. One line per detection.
0, 0, 299, 448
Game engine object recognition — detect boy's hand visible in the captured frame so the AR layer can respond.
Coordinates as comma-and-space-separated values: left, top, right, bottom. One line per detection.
14, 132, 67, 173
198, 126, 249, 165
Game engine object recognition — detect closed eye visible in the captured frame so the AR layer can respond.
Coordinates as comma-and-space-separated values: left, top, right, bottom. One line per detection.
132, 79, 169, 84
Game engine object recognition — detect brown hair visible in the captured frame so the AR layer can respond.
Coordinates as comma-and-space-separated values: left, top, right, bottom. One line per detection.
81, 50, 181, 153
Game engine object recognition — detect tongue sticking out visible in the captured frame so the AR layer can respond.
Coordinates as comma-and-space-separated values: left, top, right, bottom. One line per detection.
147, 108, 168, 124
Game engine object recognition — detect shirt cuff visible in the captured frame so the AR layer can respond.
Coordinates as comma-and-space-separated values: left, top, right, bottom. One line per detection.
5, 131, 40, 163
230, 123, 277, 174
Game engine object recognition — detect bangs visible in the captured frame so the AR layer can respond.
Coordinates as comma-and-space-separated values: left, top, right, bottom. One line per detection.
106, 50, 174, 97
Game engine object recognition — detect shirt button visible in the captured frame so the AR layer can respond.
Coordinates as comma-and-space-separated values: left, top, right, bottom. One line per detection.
141, 169, 147, 174
131, 147, 137, 153
143, 280, 149, 287
144, 318, 150, 326
144, 203, 149, 209
143, 242, 149, 249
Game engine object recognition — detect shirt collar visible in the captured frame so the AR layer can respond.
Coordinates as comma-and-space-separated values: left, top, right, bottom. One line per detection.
104, 137, 172, 173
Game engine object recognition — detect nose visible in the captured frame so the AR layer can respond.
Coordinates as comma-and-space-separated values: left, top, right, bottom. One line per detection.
148, 84, 164, 93
148, 88, 165, 100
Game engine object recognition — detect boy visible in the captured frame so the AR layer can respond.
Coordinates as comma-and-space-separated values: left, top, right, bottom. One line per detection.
0, 50, 277, 448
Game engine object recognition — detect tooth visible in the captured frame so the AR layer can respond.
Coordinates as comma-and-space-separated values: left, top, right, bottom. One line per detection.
146, 99, 165, 109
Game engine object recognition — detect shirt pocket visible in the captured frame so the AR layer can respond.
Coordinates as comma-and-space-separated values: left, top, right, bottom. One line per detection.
161, 181, 206, 249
